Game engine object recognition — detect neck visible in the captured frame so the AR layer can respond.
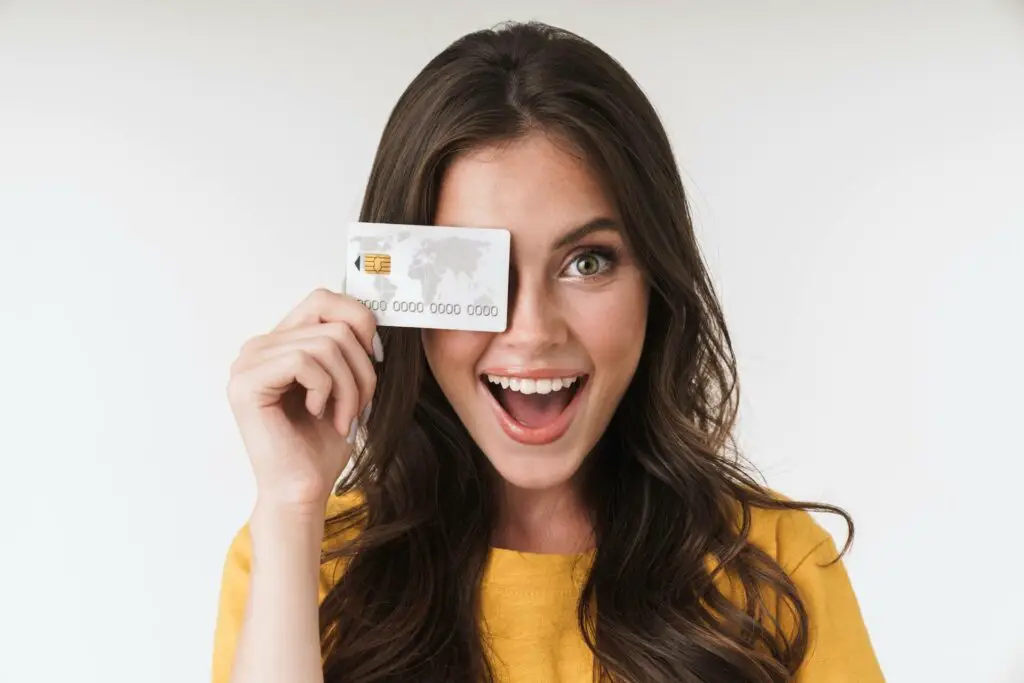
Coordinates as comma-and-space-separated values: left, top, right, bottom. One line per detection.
492, 481, 594, 554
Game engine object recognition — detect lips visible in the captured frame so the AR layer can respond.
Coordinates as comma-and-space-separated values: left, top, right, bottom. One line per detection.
479, 372, 589, 446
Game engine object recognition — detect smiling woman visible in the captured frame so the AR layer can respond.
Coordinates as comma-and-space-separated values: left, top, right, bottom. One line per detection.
212, 20, 885, 683
424, 136, 648, 487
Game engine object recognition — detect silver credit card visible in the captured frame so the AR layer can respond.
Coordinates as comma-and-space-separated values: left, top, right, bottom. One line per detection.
343, 222, 510, 332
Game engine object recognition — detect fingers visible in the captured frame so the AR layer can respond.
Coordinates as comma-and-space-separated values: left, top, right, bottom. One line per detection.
239, 323, 377, 423
229, 348, 338, 423
244, 341, 360, 439
229, 289, 383, 443
272, 288, 383, 363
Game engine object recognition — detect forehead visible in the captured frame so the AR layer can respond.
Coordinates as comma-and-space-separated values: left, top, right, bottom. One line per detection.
434, 133, 617, 246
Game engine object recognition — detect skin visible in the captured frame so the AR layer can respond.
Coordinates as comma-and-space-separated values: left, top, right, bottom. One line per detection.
423, 132, 650, 554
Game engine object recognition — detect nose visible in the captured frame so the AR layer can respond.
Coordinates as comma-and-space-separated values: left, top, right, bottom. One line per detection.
501, 277, 568, 352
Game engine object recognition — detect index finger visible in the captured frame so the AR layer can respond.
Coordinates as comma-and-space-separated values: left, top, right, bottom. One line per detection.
273, 288, 381, 360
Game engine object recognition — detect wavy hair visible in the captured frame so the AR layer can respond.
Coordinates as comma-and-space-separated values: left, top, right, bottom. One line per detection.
319, 21, 852, 683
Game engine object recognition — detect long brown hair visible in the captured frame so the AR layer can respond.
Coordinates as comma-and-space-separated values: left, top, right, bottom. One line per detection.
320, 21, 852, 682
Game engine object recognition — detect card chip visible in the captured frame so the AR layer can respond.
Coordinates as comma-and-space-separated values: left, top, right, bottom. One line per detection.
363, 253, 391, 275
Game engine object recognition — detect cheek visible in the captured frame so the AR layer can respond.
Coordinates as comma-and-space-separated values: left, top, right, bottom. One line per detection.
567, 280, 648, 373
422, 329, 491, 392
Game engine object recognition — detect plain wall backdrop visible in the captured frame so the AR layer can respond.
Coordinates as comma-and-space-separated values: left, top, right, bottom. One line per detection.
1, 1, 1022, 681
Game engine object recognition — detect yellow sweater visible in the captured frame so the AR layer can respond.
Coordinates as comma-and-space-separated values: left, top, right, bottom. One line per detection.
211, 494, 884, 682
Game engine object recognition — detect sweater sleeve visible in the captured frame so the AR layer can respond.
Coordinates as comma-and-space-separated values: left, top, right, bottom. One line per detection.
210, 525, 253, 683
788, 533, 886, 683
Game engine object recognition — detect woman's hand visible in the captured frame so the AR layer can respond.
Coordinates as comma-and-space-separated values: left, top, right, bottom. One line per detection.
226, 288, 382, 513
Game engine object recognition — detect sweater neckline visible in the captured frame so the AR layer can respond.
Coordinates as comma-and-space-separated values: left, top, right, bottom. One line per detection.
482, 545, 596, 591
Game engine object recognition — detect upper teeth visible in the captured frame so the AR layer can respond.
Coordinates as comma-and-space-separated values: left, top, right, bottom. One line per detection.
486, 374, 582, 395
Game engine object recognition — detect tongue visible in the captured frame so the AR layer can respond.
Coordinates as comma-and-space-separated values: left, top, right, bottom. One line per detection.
499, 389, 573, 428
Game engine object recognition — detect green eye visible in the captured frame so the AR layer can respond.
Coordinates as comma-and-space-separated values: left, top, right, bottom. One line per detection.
564, 249, 616, 279
575, 254, 601, 276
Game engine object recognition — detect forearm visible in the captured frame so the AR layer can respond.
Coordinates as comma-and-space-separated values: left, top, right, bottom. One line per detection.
229, 502, 326, 683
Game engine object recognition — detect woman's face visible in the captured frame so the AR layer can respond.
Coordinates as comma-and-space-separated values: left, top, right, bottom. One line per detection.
423, 132, 649, 491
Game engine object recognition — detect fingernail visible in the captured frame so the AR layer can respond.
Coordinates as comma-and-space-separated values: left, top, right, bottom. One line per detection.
346, 417, 359, 444
371, 332, 384, 363
317, 400, 327, 419
360, 400, 372, 427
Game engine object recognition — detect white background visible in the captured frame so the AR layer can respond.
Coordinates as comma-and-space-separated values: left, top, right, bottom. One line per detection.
1, 1, 1022, 681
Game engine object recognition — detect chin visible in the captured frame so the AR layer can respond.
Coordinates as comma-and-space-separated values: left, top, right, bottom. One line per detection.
482, 446, 588, 491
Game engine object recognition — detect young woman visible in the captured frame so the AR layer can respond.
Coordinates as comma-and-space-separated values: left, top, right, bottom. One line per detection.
212, 21, 884, 683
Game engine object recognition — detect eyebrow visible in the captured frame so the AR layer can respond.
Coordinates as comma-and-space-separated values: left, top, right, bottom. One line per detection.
552, 217, 621, 250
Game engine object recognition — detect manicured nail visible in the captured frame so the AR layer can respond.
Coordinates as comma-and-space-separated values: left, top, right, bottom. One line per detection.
346, 417, 359, 444
360, 401, 372, 427
371, 332, 384, 363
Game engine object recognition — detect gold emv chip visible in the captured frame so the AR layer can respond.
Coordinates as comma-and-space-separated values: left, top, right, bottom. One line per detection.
354, 253, 391, 275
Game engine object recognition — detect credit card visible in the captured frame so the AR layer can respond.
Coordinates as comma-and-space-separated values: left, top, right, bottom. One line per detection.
343, 222, 510, 332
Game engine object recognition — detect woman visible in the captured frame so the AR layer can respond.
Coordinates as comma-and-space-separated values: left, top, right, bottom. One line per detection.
212, 21, 884, 683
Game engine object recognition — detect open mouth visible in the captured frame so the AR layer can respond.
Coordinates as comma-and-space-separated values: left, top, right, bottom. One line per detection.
480, 372, 590, 445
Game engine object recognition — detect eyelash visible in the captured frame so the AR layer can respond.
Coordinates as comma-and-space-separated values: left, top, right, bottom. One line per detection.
561, 246, 620, 280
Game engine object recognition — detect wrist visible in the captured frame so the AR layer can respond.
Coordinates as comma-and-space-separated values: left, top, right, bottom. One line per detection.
253, 490, 330, 521
250, 498, 327, 542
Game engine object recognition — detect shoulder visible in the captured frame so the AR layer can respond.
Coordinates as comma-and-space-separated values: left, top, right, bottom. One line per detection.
743, 492, 842, 573
742, 494, 884, 679
326, 488, 366, 519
